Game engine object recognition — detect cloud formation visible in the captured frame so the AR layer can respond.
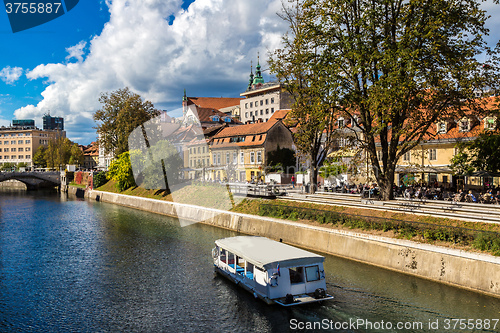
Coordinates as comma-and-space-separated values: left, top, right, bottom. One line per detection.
14, 0, 287, 144
0, 66, 23, 85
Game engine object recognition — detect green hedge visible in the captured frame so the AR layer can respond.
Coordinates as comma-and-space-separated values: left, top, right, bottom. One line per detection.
258, 204, 498, 255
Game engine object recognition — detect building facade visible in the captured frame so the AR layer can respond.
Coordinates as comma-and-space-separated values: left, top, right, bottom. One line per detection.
0, 124, 65, 168
239, 60, 292, 124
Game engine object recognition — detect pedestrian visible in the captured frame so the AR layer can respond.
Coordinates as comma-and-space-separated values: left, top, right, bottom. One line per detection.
291, 175, 295, 188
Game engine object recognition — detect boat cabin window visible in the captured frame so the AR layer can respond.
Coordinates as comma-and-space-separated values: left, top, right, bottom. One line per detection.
227, 252, 235, 266
220, 249, 227, 264
236, 256, 245, 275
289, 267, 304, 284
305, 265, 320, 282
245, 262, 254, 280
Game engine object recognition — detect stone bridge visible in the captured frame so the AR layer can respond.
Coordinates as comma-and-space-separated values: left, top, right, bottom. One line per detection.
0, 171, 61, 190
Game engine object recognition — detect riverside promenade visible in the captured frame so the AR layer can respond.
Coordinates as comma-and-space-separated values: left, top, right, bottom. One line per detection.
284, 191, 500, 224
78, 187, 500, 299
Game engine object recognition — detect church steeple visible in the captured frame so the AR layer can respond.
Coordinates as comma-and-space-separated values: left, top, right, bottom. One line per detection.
247, 61, 254, 91
252, 53, 264, 85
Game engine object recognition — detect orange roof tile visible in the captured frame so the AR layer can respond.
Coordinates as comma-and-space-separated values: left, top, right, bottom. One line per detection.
188, 97, 242, 110
213, 119, 280, 139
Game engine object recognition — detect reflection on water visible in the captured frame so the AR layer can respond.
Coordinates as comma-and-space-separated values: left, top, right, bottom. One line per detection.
0, 191, 499, 332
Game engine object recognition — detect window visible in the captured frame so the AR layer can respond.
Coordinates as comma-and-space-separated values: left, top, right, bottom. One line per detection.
245, 103, 248, 109
4, 148, 8, 152
198, 147, 200, 154
240, 152, 244, 164
217, 153, 221, 165
18, 148, 23, 152
252, 136, 256, 142
459, 119, 470, 132
233, 152, 237, 164
260, 110, 263, 115
271, 108, 274, 113
250, 111, 253, 117
260, 100, 263, 106
266, 99, 269, 105
250, 102, 253, 108
437, 122, 447, 134
0, 149, 2, 152
403, 151, 411, 162
224, 117, 232, 123
3, 141, 7, 145
245, 112, 248, 118
305, 265, 320, 282
257, 151, 262, 163
18, 155, 23, 159
211, 115, 219, 122
202, 146, 205, 153
429, 149, 437, 161
289, 267, 304, 284
226, 153, 230, 164
265, 108, 269, 114
206, 158, 209, 165
271, 97, 275, 104
213, 153, 217, 165
485, 117, 496, 130
18, 140, 23, 144
338, 118, 345, 128
250, 152, 255, 163
10, 141, 15, 144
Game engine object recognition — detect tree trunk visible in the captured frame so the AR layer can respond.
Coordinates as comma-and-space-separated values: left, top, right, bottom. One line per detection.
310, 166, 318, 194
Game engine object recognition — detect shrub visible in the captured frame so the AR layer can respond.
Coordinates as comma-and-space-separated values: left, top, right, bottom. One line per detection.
93, 172, 108, 188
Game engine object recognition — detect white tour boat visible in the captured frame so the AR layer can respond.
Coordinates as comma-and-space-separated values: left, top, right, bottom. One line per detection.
212, 236, 334, 306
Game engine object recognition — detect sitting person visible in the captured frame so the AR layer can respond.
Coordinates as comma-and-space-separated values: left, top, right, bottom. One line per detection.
495, 191, 500, 205
453, 189, 464, 202
466, 190, 477, 203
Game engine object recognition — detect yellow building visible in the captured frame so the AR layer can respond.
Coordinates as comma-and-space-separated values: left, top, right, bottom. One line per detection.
378, 114, 499, 189
208, 119, 294, 182
0, 124, 65, 168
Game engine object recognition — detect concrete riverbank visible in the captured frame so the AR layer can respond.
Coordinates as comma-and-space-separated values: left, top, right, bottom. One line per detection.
82, 187, 500, 298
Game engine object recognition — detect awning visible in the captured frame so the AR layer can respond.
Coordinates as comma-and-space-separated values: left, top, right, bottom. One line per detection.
395, 165, 452, 173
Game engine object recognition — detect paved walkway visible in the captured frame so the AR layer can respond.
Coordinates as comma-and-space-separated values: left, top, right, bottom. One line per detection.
282, 191, 500, 224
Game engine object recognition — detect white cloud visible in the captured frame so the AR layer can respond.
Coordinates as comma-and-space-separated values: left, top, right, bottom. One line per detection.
14, 0, 288, 144
0, 66, 23, 85
65, 41, 87, 63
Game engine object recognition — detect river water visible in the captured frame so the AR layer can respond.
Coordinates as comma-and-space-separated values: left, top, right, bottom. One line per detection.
0, 190, 499, 332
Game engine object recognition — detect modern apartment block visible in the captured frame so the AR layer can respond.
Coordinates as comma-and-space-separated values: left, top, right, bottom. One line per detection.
43, 114, 64, 130
0, 120, 65, 167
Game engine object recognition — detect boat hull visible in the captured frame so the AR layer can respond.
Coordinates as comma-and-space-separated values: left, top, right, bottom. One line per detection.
214, 265, 333, 306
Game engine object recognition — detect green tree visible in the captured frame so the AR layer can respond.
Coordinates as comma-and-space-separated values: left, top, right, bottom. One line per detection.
107, 151, 136, 191
93, 87, 160, 156
273, 0, 500, 200
70, 144, 84, 166
33, 146, 47, 168
269, 1, 339, 193
451, 129, 500, 175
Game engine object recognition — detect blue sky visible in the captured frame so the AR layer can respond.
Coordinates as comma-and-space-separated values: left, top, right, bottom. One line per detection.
0, 0, 499, 145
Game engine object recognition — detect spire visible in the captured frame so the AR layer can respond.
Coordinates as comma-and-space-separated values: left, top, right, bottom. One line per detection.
247, 61, 254, 90
183, 88, 187, 101
253, 52, 264, 85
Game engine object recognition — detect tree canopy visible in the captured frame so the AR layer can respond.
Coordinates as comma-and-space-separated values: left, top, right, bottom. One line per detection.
93, 87, 160, 156
271, 0, 500, 199
452, 128, 500, 175
34, 137, 84, 169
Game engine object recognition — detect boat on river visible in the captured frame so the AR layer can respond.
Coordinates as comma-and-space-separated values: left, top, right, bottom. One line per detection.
212, 236, 334, 306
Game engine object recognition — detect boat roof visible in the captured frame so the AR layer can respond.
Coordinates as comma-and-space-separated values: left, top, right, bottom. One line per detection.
215, 236, 324, 270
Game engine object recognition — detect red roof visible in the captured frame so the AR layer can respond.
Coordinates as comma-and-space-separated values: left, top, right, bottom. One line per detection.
213, 119, 280, 138
187, 97, 242, 110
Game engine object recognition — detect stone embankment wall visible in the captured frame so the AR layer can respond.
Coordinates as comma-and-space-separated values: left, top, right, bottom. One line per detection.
83, 188, 500, 298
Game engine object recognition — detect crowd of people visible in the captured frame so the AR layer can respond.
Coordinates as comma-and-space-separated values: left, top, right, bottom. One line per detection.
322, 181, 500, 204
